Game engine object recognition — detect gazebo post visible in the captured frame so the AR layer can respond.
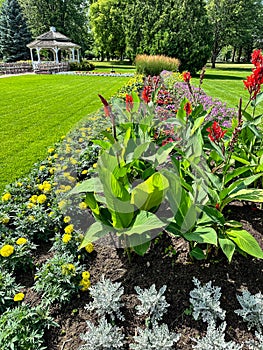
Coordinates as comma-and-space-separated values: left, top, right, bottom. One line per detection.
77, 49, 80, 63
36, 47, 41, 63
54, 47, 59, 63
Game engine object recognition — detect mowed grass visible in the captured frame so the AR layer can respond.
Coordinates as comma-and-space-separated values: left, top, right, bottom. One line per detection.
192, 63, 263, 115
0, 74, 129, 193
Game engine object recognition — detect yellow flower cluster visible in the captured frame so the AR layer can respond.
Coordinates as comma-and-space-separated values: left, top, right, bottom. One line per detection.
63, 216, 71, 223
79, 202, 87, 210
38, 181, 52, 193
16, 238, 27, 245
13, 292, 25, 302
85, 242, 94, 254
61, 263, 76, 275
0, 244, 14, 257
37, 194, 47, 204
62, 233, 72, 244
79, 270, 91, 291
2, 192, 11, 201
1, 216, 10, 224
64, 224, 74, 234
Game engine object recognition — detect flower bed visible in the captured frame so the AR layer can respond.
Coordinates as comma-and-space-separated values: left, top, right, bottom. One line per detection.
0, 55, 263, 349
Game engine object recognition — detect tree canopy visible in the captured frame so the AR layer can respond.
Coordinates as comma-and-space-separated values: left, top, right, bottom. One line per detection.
0, 0, 31, 62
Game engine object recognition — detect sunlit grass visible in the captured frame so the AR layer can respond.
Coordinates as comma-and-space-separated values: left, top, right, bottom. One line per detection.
192, 63, 263, 115
0, 74, 129, 193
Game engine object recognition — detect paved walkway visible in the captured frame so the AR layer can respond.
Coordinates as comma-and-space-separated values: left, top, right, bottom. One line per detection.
0, 72, 36, 78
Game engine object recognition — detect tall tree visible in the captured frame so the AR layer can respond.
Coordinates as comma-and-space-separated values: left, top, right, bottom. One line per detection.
0, 0, 32, 62
124, 0, 212, 73
19, 0, 90, 51
89, 0, 126, 60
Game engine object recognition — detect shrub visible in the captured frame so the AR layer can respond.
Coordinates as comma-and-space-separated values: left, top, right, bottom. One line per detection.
79, 316, 125, 350
0, 304, 57, 350
135, 54, 180, 76
189, 277, 226, 323
85, 275, 124, 321
235, 290, 263, 333
69, 60, 95, 71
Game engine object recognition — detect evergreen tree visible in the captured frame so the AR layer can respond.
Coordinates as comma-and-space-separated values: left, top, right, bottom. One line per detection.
0, 0, 32, 62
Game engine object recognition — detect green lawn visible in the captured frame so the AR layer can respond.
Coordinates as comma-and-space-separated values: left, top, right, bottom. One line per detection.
92, 60, 136, 73
192, 63, 263, 115
0, 74, 129, 193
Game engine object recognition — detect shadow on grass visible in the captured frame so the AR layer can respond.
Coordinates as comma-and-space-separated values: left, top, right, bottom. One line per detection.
202, 73, 245, 81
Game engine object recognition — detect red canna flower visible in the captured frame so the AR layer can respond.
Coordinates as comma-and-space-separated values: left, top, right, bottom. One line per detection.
184, 101, 192, 115
182, 71, 191, 83
206, 121, 227, 142
141, 85, 151, 103
125, 94, 133, 112
243, 49, 263, 99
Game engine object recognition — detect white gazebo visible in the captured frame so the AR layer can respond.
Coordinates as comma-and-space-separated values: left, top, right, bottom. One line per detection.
27, 26, 81, 69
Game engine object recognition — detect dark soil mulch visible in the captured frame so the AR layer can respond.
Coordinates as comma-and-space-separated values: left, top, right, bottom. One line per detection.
21, 202, 263, 349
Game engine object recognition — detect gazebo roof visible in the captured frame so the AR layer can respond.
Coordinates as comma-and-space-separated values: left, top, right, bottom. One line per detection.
27, 27, 81, 49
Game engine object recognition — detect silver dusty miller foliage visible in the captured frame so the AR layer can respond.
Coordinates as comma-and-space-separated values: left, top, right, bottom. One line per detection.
129, 322, 180, 350
235, 290, 263, 333
192, 321, 243, 350
134, 284, 169, 323
85, 275, 124, 321
189, 277, 226, 323
78, 316, 125, 350
246, 331, 263, 350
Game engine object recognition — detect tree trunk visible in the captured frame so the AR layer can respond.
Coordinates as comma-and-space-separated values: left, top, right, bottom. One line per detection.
231, 47, 236, 62
237, 47, 242, 63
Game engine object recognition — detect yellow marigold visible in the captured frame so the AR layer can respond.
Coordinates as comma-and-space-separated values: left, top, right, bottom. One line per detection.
39, 165, 46, 171
38, 181, 51, 193
85, 242, 94, 254
61, 135, 65, 140
37, 194, 47, 204
79, 278, 91, 291
64, 224, 74, 234
0, 244, 14, 257
28, 215, 35, 221
70, 158, 77, 165
16, 238, 27, 245
2, 192, 11, 201
61, 263, 76, 275
48, 147, 55, 153
48, 211, 54, 217
81, 169, 88, 175
78, 138, 84, 143
79, 202, 87, 210
27, 203, 34, 209
62, 233, 72, 244
82, 271, 90, 280
1, 216, 10, 224
53, 153, 58, 159
13, 293, 25, 302
92, 163, 97, 169
63, 216, 71, 223
49, 167, 55, 174
16, 182, 23, 187
58, 200, 67, 210
29, 195, 38, 203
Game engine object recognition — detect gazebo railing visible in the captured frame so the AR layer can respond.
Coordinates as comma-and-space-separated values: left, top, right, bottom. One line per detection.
34, 62, 70, 74
0, 62, 33, 75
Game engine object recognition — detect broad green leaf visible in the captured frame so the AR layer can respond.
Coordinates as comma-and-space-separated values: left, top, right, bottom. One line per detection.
198, 206, 225, 226
190, 247, 205, 260
119, 211, 165, 236
100, 130, 115, 144
251, 91, 263, 107
131, 91, 141, 112
218, 237, 236, 262
224, 166, 251, 185
190, 115, 206, 135
224, 220, 243, 228
231, 155, 250, 165
155, 142, 175, 164
69, 177, 103, 195
85, 193, 100, 215
133, 142, 151, 160
80, 222, 111, 247
131, 172, 169, 211
92, 139, 111, 149
183, 227, 218, 245
229, 188, 263, 202
226, 228, 263, 259
133, 241, 151, 256
220, 173, 263, 201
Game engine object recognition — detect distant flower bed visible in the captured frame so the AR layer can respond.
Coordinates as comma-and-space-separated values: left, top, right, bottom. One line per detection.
56, 71, 134, 77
